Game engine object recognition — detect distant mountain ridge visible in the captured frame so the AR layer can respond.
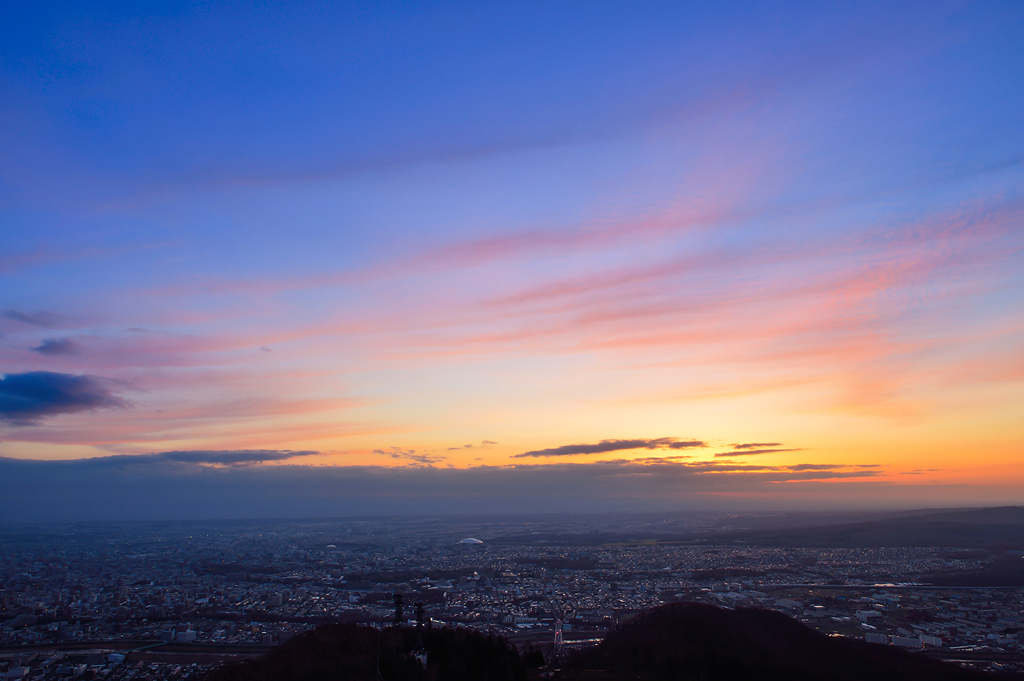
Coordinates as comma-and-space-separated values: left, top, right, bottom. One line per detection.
490, 507, 1024, 549
702, 506, 1024, 549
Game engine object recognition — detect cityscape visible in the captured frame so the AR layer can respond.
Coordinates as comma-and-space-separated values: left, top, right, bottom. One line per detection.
3, 513, 1024, 679
2, 1, 1023, 680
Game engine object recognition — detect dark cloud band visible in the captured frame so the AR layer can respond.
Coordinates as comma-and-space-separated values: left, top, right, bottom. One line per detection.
516, 437, 706, 458
0, 371, 126, 425
155, 450, 317, 465
0, 457, 884, 522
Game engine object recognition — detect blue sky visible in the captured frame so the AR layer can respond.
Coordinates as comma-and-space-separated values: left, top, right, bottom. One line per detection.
1, 1, 1023, 520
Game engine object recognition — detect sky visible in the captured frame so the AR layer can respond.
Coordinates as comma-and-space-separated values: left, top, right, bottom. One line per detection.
1, 0, 1023, 521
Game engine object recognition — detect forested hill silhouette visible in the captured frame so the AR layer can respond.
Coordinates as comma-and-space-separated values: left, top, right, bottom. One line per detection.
564, 602, 1008, 681
204, 622, 540, 681
205, 603, 1018, 681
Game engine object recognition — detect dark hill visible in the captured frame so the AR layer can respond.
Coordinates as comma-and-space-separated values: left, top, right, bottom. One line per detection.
564, 602, 1008, 681
205, 623, 536, 681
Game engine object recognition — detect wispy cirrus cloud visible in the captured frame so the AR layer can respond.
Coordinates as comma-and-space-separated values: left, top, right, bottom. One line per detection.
1, 193, 1015, 455
3, 309, 62, 328
32, 338, 82, 356
787, 464, 843, 471
716, 445, 802, 458
374, 446, 445, 466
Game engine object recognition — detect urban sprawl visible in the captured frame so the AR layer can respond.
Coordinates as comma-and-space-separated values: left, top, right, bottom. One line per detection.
2, 517, 1022, 679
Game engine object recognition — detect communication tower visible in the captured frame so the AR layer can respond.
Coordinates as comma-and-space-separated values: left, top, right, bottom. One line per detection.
393, 593, 403, 626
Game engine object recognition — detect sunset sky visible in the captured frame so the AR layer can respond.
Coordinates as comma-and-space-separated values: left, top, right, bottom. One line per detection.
1, 1, 1022, 519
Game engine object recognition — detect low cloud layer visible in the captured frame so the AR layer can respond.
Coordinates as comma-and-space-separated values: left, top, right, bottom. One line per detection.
0, 371, 127, 425
516, 437, 706, 458
0, 455, 899, 522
